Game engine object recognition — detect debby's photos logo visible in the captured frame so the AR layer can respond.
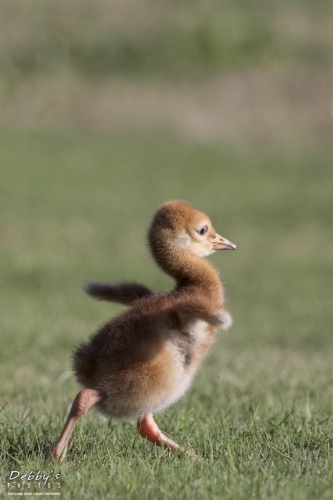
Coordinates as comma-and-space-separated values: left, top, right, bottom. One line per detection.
6, 470, 62, 496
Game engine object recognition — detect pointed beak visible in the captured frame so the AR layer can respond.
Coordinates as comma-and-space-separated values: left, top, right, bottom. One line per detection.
211, 233, 236, 250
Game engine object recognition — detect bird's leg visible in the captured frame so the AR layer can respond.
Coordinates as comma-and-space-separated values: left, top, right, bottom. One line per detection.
137, 413, 184, 452
48, 388, 103, 462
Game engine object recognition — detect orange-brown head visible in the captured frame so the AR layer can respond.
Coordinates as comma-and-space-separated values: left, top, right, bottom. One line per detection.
148, 201, 236, 277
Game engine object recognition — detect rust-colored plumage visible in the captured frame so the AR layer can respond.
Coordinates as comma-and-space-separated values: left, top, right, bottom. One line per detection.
49, 200, 236, 461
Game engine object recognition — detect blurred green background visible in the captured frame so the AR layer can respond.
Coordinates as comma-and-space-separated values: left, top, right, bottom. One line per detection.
1, 1, 332, 499
1, 0, 333, 145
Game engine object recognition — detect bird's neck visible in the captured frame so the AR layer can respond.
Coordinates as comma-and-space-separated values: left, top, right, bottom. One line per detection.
158, 249, 224, 303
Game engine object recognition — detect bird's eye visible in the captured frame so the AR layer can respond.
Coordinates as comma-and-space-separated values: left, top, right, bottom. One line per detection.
199, 226, 207, 236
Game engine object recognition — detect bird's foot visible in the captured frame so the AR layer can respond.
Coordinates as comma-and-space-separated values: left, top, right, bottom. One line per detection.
184, 448, 202, 462
43, 441, 67, 463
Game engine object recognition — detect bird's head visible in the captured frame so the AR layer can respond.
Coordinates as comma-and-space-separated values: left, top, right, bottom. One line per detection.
148, 200, 236, 264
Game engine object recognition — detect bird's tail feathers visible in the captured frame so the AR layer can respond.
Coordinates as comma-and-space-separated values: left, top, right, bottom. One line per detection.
84, 282, 153, 306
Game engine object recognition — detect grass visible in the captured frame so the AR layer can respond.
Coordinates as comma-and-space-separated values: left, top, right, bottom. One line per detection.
1, 0, 332, 82
0, 130, 332, 499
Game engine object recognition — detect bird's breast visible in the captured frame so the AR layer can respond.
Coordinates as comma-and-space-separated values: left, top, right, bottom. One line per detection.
170, 318, 216, 373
